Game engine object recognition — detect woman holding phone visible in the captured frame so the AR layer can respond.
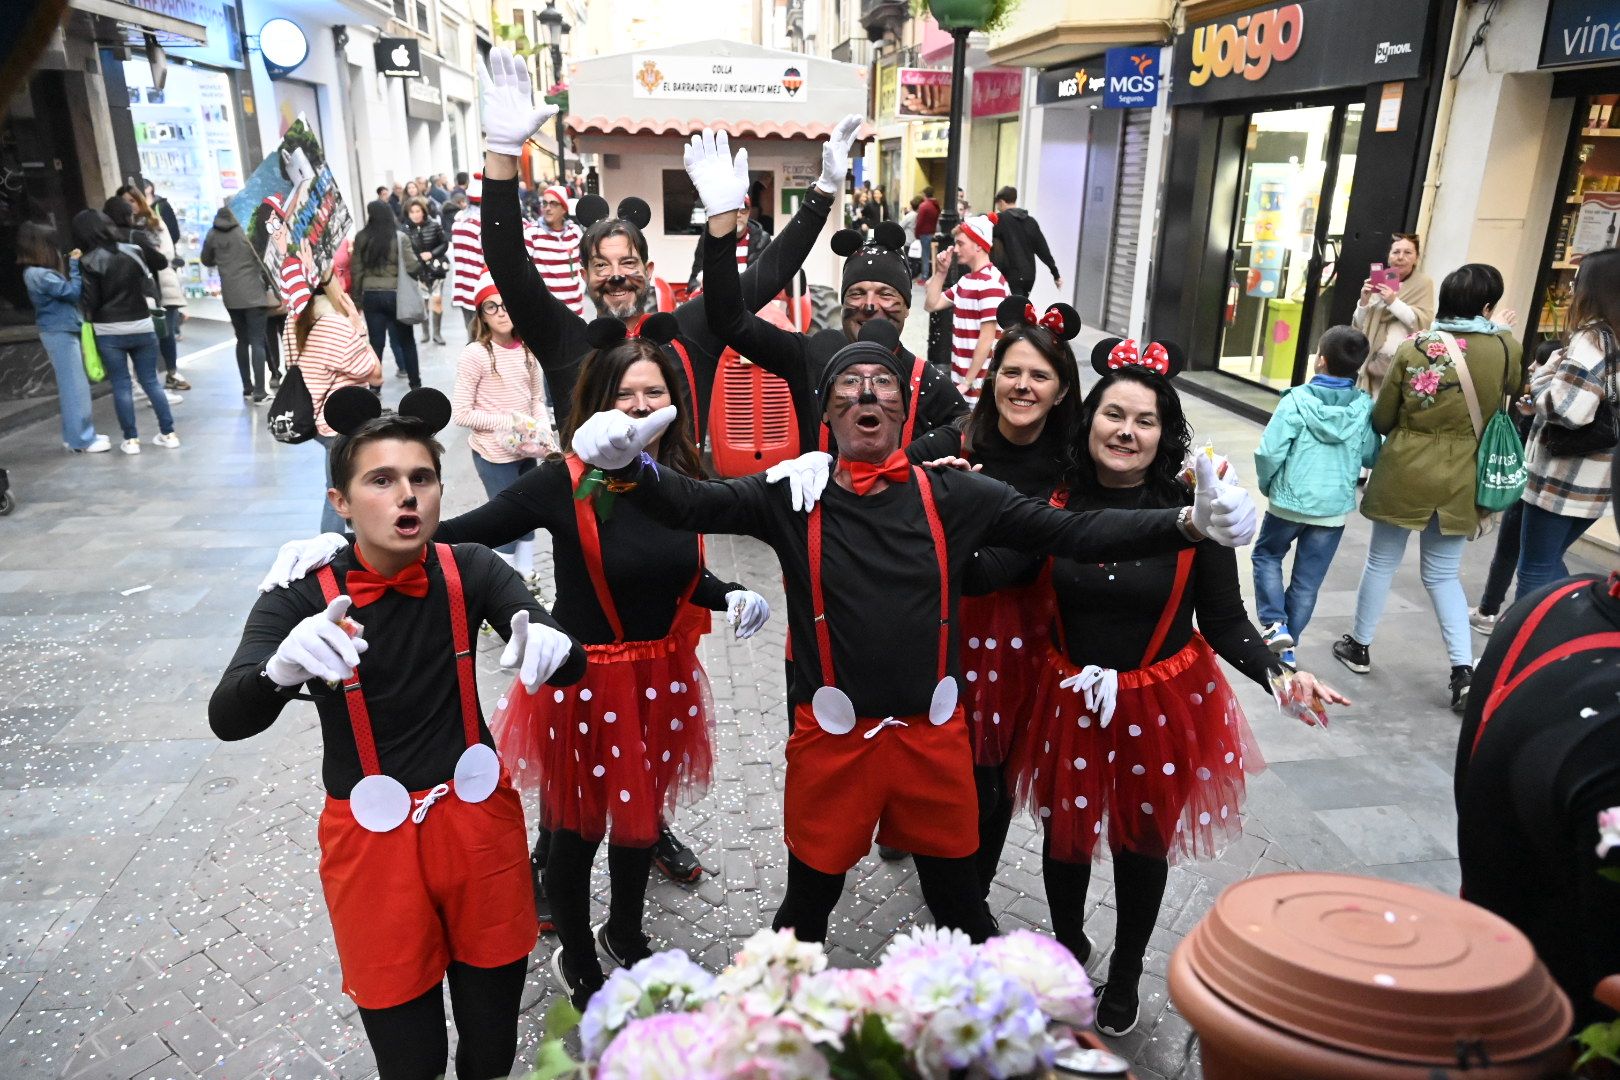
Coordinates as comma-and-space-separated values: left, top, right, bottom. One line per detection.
1353, 232, 1435, 397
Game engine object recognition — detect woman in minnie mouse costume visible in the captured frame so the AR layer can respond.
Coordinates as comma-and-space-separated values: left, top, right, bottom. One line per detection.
979, 343, 1350, 1038
904, 296, 1082, 895
209, 387, 586, 1080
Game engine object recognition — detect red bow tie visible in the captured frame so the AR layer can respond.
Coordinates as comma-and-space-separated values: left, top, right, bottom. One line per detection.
346, 559, 430, 607
840, 450, 912, 495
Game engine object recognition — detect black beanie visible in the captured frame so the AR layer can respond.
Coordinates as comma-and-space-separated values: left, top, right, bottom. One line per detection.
840, 248, 913, 301
816, 339, 911, 410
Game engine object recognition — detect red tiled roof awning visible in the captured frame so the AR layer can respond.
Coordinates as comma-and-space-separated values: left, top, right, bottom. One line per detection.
566, 115, 863, 141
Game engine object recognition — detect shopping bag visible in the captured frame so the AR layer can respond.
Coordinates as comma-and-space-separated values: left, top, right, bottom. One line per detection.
1476, 407, 1528, 511
80, 323, 105, 383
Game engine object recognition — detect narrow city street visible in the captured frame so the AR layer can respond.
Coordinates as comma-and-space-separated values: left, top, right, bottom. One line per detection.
0, 311, 1591, 1080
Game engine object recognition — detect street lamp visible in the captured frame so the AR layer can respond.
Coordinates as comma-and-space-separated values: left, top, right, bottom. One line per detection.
537, 0, 567, 179
935, 25, 971, 239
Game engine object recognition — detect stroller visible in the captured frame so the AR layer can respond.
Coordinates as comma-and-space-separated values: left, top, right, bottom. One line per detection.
0, 468, 12, 516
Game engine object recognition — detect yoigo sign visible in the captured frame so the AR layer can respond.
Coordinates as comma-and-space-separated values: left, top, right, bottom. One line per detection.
1103, 46, 1162, 108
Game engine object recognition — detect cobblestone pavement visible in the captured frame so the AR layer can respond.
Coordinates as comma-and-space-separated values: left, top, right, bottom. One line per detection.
0, 317, 1603, 1080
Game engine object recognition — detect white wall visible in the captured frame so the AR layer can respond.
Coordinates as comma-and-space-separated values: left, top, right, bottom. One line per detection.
1019, 100, 1091, 316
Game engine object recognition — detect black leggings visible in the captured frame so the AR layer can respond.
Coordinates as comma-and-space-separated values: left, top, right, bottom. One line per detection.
1042, 842, 1168, 978
356, 957, 527, 1080
227, 305, 269, 394
772, 852, 998, 943
974, 763, 1015, 898
545, 828, 655, 975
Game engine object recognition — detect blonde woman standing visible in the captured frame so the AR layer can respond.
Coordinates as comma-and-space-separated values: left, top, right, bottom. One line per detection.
1352, 232, 1436, 396
451, 273, 553, 580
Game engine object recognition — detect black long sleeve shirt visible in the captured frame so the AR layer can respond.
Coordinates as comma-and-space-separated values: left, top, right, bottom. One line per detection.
970, 483, 1277, 688
614, 462, 1187, 717
482, 177, 834, 438
209, 542, 587, 798
701, 228, 967, 453
434, 458, 740, 644
904, 422, 1066, 500
1455, 575, 1620, 1030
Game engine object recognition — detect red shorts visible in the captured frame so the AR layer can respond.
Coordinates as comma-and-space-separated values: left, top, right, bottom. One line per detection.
783, 702, 977, 874
318, 777, 538, 1009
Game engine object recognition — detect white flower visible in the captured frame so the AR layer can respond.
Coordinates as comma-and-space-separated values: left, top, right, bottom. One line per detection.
597, 1011, 728, 1080
917, 1005, 993, 1077
1598, 807, 1620, 859
631, 948, 717, 1007
712, 1011, 831, 1080
580, 968, 647, 1059
977, 930, 1096, 1028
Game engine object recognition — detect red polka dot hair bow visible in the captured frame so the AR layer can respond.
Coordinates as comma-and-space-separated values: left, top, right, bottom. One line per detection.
996, 295, 1082, 340
1090, 337, 1186, 379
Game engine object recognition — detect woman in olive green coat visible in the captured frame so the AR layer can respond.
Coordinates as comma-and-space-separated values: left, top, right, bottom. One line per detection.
1333, 264, 1523, 714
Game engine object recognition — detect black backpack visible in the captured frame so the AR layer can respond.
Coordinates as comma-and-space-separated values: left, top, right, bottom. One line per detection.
267, 364, 318, 444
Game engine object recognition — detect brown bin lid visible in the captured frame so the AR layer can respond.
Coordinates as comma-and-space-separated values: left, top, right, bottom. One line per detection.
1178, 872, 1571, 1065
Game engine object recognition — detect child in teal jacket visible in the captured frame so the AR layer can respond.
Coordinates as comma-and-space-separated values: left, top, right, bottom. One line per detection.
1251, 326, 1380, 666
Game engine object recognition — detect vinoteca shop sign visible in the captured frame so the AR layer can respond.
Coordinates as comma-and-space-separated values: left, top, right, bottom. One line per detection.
632, 55, 809, 102
1171, 0, 1433, 105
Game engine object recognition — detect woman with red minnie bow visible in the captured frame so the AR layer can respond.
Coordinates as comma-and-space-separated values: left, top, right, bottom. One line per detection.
904, 296, 1081, 897
976, 338, 1348, 1038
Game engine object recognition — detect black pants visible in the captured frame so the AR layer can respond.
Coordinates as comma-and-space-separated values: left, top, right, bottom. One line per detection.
356, 957, 526, 1080
772, 851, 997, 943
1043, 842, 1168, 980
227, 305, 269, 394
1008, 276, 1035, 299
362, 290, 421, 387
974, 763, 1015, 898
1477, 499, 1527, 617
545, 828, 655, 982
265, 312, 287, 376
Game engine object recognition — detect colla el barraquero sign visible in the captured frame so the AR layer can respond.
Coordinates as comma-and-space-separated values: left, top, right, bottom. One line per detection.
1171, 0, 1434, 105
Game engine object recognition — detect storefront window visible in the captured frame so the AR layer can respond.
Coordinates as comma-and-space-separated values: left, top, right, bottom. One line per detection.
1218, 102, 1359, 390
1538, 94, 1620, 341
122, 60, 246, 298
995, 119, 1020, 198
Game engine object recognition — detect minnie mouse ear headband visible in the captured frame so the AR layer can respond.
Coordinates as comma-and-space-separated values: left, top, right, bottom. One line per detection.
584, 312, 679, 350
832, 223, 912, 300
325, 386, 454, 442
1090, 337, 1186, 379
574, 195, 653, 232
996, 295, 1082, 341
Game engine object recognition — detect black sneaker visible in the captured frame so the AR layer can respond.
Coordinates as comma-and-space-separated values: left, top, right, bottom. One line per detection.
1449, 665, 1473, 715
549, 945, 604, 1011
1332, 635, 1371, 675
595, 922, 653, 968
251, 391, 267, 404
269, 372, 282, 390
531, 847, 555, 935
878, 845, 911, 861
1094, 976, 1141, 1038
652, 826, 704, 882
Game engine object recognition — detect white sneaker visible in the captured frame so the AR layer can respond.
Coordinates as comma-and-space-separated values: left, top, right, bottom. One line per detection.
1469, 608, 1498, 635
86, 434, 111, 453
120, 438, 141, 455
151, 432, 180, 449
164, 391, 184, 405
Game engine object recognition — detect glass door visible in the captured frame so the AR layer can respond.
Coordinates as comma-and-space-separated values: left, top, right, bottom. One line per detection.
1217, 102, 1358, 390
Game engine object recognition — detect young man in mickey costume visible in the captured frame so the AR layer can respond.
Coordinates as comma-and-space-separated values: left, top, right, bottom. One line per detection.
567, 336, 1260, 945
210, 387, 586, 1080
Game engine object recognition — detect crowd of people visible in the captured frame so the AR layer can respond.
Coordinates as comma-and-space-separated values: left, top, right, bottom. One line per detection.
11, 41, 1620, 1080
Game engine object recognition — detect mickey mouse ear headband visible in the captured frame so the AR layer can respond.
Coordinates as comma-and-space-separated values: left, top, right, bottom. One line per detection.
324, 386, 454, 439
584, 312, 679, 350
1090, 337, 1186, 379
995, 295, 1082, 341
830, 221, 907, 258
575, 195, 652, 232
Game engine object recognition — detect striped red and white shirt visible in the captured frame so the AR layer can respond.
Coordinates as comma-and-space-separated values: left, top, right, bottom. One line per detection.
528, 220, 586, 316
451, 339, 550, 463
735, 230, 750, 270
279, 255, 312, 318
943, 263, 1009, 404
449, 206, 484, 311
280, 297, 378, 437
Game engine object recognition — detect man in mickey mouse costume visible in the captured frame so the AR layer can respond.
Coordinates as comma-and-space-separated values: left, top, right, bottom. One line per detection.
477, 47, 863, 441
566, 337, 1260, 943
685, 127, 968, 460
210, 387, 586, 1080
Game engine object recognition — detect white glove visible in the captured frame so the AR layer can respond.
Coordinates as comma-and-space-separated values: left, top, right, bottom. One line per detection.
478, 47, 559, 157
1058, 665, 1118, 729
725, 590, 771, 639
571, 405, 679, 471
1191, 452, 1259, 548
815, 114, 864, 195
259, 532, 348, 592
265, 596, 368, 687
764, 451, 833, 512
684, 129, 749, 216
500, 610, 575, 693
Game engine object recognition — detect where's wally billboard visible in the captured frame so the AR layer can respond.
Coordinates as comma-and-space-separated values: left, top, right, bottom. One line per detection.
228, 116, 352, 302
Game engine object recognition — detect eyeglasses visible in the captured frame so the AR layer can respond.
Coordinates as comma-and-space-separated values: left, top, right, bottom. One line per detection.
541, 199, 567, 209
480, 301, 507, 314
833, 371, 900, 395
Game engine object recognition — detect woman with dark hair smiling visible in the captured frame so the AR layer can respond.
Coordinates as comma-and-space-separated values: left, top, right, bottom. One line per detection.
1333, 263, 1522, 712
904, 296, 1081, 893
981, 340, 1346, 1038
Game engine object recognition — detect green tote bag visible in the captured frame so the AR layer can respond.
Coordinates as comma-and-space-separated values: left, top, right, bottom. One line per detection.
80, 323, 105, 383
1442, 332, 1526, 513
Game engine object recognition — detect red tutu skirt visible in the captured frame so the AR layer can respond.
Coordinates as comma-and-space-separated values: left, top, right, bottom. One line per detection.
959, 579, 1056, 766
1011, 633, 1263, 864
491, 613, 714, 846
